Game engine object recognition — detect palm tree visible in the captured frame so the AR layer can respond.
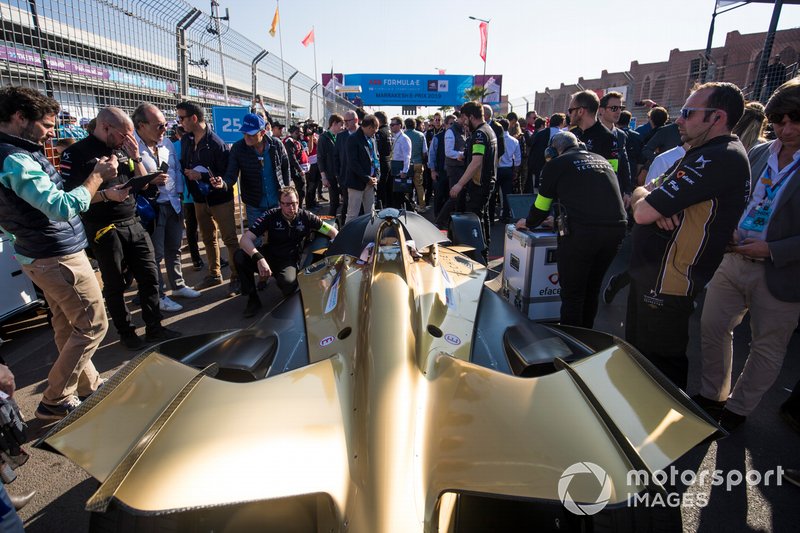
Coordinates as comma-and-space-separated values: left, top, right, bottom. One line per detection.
437, 105, 453, 114
463, 85, 493, 103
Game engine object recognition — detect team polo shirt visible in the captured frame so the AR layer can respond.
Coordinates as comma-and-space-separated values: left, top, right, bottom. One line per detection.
250, 207, 330, 263
575, 121, 620, 172
630, 135, 750, 297
465, 122, 497, 194
527, 148, 626, 228
61, 134, 137, 225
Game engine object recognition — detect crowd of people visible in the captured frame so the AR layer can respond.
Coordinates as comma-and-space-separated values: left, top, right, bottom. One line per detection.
514, 79, 800, 439
0, 73, 798, 519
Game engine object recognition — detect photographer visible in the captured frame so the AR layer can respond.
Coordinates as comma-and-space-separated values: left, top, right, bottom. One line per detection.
516, 131, 626, 328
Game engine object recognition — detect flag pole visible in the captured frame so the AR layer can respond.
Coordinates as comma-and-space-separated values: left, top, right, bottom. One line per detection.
277, 0, 288, 124
312, 26, 319, 121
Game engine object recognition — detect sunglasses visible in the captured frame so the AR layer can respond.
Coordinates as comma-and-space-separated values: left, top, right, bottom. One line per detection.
151, 122, 167, 131
767, 111, 800, 124
390, 122, 401, 126
679, 107, 718, 119
603, 105, 625, 112
567, 106, 586, 114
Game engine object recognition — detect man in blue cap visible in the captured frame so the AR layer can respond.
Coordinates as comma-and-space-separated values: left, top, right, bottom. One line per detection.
223, 112, 289, 244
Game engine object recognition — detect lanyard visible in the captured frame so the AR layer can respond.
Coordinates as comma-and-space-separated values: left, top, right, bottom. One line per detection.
761, 157, 800, 201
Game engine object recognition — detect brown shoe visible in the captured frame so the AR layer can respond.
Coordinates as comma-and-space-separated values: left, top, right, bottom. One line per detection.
195, 275, 223, 290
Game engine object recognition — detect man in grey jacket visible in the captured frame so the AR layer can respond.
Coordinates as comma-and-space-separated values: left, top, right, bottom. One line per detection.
696, 77, 800, 431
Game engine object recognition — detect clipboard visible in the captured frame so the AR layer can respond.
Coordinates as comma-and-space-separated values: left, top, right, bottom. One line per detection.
124, 162, 169, 193
123, 171, 164, 193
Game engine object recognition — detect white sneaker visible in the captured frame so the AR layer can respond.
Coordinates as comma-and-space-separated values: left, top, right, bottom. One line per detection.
171, 286, 201, 299
159, 296, 183, 312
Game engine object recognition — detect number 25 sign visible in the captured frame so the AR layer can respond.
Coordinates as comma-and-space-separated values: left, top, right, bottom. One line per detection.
211, 106, 250, 144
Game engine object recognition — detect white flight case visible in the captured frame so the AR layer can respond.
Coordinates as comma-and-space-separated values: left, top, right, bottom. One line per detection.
0, 236, 40, 323
501, 225, 561, 321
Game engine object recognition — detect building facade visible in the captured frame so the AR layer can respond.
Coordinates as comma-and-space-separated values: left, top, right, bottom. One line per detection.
534, 28, 800, 126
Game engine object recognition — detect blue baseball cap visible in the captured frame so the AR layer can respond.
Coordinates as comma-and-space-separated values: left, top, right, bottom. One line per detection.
239, 113, 266, 135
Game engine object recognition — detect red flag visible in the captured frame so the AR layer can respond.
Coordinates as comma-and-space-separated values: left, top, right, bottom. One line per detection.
301, 28, 315, 47
479, 22, 488, 63
438, 69, 446, 75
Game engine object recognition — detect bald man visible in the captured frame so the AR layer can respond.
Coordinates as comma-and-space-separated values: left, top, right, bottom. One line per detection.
62, 107, 181, 351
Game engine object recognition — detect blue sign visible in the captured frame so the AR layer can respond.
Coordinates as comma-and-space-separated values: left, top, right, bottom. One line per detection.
211, 106, 250, 144
343, 74, 474, 106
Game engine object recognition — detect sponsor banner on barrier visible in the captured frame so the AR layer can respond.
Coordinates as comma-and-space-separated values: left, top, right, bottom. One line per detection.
342, 73, 474, 106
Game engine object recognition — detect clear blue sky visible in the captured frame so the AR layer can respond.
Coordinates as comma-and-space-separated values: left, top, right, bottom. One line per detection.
189, 0, 799, 106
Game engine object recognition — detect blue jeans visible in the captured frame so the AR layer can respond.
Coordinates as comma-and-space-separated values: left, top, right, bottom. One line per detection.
0, 484, 24, 532
152, 203, 187, 293
246, 205, 269, 247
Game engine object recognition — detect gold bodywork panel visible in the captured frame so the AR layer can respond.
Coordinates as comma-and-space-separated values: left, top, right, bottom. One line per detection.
42, 241, 718, 532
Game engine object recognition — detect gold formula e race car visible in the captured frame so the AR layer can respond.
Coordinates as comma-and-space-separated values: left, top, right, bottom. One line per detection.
37, 209, 723, 533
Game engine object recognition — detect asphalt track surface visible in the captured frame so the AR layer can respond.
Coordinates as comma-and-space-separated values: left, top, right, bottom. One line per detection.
1, 208, 798, 533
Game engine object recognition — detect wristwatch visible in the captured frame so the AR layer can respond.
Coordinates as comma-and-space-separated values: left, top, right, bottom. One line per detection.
132, 155, 142, 163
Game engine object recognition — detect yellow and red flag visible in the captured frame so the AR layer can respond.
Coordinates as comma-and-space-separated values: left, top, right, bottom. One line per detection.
268, 7, 279, 37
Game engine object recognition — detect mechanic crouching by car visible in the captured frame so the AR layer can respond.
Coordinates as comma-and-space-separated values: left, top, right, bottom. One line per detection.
234, 186, 338, 317
516, 131, 626, 328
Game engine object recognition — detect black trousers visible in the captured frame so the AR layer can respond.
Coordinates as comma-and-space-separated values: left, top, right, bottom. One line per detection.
463, 183, 491, 254
557, 225, 625, 329
87, 219, 162, 334
433, 169, 449, 217
183, 202, 201, 263
326, 175, 342, 220
292, 172, 306, 208
423, 165, 433, 206
234, 249, 297, 297
489, 166, 514, 221
378, 164, 391, 209
625, 278, 696, 390
305, 163, 320, 207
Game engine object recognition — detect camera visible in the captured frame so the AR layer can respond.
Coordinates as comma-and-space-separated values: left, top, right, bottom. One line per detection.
634, 100, 644, 106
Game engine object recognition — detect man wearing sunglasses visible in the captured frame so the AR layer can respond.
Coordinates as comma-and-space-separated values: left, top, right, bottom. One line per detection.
697, 77, 800, 431
176, 101, 239, 296
62, 107, 181, 350
627, 82, 749, 390
133, 103, 200, 314
335, 110, 359, 225
234, 186, 337, 317
598, 91, 632, 206
567, 90, 623, 191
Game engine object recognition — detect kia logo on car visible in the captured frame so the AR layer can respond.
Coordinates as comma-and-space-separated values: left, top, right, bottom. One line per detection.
444, 334, 461, 346
319, 335, 335, 347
